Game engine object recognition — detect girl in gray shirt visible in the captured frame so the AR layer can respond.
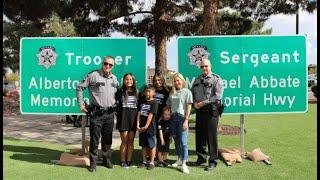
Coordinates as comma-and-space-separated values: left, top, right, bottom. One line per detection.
166, 73, 193, 174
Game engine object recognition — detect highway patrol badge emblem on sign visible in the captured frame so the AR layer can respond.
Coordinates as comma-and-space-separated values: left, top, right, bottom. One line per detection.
36, 46, 58, 69
187, 45, 210, 68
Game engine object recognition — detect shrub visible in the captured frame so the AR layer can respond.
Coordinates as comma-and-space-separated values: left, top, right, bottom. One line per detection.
5, 73, 19, 82
3, 89, 9, 96
311, 84, 317, 99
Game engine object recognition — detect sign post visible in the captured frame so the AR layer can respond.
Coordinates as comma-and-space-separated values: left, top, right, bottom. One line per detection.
240, 114, 245, 158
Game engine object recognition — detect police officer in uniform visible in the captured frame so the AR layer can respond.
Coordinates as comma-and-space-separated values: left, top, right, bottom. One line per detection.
191, 58, 224, 171
76, 56, 118, 172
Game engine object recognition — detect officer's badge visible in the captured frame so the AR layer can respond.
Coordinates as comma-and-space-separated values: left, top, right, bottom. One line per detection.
36, 46, 58, 69
187, 45, 210, 68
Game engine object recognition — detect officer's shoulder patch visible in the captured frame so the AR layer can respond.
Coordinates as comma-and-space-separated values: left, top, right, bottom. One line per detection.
211, 73, 221, 79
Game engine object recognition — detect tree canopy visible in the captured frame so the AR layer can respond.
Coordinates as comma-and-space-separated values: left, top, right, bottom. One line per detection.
3, 0, 317, 72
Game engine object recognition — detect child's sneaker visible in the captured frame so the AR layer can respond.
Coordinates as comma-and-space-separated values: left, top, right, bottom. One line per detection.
138, 162, 147, 168
172, 159, 182, 167
162, 161, 169, 167
146, 163, 154, 170
127, 161, 133, 167
120, 161, 129, 168
182, 164, 189, 174
157, 161, 164, 167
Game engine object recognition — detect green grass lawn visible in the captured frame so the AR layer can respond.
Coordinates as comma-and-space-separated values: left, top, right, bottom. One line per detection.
4, 104, 317, 180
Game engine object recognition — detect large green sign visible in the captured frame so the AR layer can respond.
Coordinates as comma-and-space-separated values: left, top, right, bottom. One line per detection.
20, 37, 147, 115
178, 35, 307, 114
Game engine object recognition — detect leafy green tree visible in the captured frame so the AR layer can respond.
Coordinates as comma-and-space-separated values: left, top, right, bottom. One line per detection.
199, 0, 317, 35
109, 1, 273, 73
3, 21, 44, 71
3, 0, 78, 71
4, 0, 316, 73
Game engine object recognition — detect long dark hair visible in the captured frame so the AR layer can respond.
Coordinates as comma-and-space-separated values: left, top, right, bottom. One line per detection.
121, 73, 138, 102
152, 73, 168, 91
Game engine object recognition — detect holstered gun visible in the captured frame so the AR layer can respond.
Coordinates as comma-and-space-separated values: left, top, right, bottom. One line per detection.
202, 100, 225, 117
217, 100, 225, 117
84, 101, 95, 117
107, 103, 119, 114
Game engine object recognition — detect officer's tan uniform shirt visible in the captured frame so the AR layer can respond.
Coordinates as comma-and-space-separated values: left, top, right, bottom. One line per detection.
76, 69, 118, 108
191, 73, 224, 105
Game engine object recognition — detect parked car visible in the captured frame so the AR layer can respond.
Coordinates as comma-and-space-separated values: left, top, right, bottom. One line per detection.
309, 74, 317, 79
3, 82, 16, 91
308, 76, 317, 87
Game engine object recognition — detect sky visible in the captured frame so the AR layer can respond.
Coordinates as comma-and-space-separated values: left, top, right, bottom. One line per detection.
121, 9, 317, 71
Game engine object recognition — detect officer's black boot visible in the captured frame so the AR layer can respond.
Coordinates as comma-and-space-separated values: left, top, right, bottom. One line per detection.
88, 165, 96, 172
103, 149, 113, 169
104, 159, 113, 169
205, 161, 217, 171
196, 158, 206, 166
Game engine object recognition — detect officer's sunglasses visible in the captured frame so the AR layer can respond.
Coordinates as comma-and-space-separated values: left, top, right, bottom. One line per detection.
103, 62, 114, 67
200, 65, 208, 69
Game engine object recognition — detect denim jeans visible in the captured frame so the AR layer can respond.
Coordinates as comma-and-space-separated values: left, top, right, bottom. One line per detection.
170, 113, 189, 161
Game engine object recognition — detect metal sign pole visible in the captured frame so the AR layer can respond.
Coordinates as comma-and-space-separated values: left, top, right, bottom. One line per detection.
240, 114, 245, 158
80, 115, 86, 155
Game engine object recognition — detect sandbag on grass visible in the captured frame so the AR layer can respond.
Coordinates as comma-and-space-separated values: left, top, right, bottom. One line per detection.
247, 148, 270, 162
58, 153, 90, 167
218, 147, 242, 164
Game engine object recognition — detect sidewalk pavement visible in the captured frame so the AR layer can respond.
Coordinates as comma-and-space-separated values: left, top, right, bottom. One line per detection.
3, 115, 121, 149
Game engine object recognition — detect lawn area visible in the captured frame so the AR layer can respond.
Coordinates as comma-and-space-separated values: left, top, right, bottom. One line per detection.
4, 104, 317, 180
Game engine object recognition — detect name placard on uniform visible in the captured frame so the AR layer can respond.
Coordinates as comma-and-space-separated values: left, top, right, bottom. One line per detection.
20, 37, 147, 115
178, 35, 307, 114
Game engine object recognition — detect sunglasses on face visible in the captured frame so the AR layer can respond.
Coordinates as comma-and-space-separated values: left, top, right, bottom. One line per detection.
200, 65, 208, 69
103, 62, 114, 67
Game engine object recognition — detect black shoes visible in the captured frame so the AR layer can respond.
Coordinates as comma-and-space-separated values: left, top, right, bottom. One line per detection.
196, 158, 206, 166
103, 159, 113, 169
138, 162, 155, 170
88, 165, 96, 172
157, 160, 169, 167
120, 161, 129, 168
138, 162, 147, 168
205, 162, 217, 171
146, 163, 154, 170
127, 161, 133, 167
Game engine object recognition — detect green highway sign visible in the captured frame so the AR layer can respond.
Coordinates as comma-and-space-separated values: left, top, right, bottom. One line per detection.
20, 37, 147, 115
178, 35, 307, 114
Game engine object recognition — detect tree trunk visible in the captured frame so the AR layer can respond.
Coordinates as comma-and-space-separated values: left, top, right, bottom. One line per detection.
154, 33, 167, 74
200, 0, 218, 35
154, 0, 168, 74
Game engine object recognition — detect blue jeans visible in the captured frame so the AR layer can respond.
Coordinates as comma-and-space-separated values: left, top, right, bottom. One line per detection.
170, 113, 189, 161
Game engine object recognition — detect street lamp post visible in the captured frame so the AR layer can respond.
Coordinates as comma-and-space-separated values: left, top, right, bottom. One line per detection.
296, 1, 299, 34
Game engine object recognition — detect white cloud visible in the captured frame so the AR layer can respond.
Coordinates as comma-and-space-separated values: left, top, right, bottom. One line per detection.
306, 39, 312, 55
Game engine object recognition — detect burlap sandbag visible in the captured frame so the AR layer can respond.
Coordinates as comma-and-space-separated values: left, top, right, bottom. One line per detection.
69, 140, 112, 158
58, 152, 90, 167
218, 148, 242, 163
69, 140, 90, 154
247, 148, 269, 162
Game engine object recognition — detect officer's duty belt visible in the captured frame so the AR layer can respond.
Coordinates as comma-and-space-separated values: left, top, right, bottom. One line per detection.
92, 106, 113, 114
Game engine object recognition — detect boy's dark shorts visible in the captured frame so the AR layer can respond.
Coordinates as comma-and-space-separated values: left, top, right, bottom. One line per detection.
156, 136, 170, 152
139, 133, 156, 148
